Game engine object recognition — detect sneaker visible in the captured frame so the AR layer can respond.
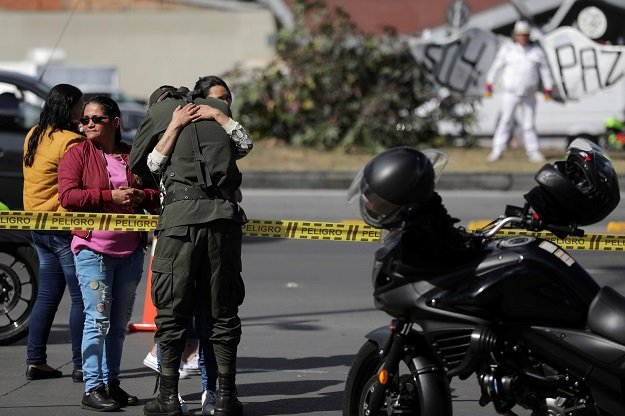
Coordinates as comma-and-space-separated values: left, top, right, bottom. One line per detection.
178, 368, 190, 379
143, 351, 190, 379
179, 393, 190, 416
81, 385, 121, 412
143, 352, 159, 372
487, 151, 502, 162
202, 390, 217, 415
528, 151, 546, 163
181, 353, 200, 375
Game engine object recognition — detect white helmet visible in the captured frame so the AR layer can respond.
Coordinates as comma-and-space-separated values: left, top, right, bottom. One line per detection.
513, 20, 530, 36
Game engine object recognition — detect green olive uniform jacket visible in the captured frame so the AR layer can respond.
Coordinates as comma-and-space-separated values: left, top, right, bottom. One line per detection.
130, 96, 247, 230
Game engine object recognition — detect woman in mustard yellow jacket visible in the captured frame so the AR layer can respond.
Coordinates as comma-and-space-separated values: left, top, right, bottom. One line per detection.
22, 83, 85, 382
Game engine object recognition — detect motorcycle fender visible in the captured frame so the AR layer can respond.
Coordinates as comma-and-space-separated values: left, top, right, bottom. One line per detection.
365, 326, 425, 352
365, 326, 393, 351
412, 356, 453, 416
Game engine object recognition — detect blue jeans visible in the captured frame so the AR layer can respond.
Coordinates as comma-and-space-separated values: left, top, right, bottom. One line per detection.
194, 307, 218, 392
198, 339, 218, 392
27, 231, 84, 369
75, 247, 143, 391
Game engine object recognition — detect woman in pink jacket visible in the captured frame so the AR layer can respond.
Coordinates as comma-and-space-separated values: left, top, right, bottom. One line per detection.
58, 96, 159, 412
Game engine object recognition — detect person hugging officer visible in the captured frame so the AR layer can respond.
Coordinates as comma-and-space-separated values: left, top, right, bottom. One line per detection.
130, 85, 247, 416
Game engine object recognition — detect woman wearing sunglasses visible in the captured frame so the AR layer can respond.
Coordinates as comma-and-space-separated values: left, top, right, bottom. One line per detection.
22, 84, 86, 383
58, 96, 160, 412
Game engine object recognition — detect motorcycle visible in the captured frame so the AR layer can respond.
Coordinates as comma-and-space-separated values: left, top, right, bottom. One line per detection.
343, 139, 623, 416
0, 201, 39, 345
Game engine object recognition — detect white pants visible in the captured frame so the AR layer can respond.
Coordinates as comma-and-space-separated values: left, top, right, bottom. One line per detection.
492, 92, 539, 154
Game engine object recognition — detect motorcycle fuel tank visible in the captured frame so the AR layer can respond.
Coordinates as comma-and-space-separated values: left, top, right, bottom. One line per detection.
433, 236, 600, 327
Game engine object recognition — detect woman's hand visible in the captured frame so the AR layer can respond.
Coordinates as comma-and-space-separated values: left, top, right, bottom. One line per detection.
112, 186, 145, 207
170, 103, 202, 129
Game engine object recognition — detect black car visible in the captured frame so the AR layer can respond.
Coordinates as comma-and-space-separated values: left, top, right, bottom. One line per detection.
0, 70, 50, 210
0, 70, 47, 344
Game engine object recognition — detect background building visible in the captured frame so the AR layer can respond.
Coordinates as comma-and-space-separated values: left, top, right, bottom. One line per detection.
0, 0, 277, 99
1, 0, 624, 103
0, 0, 519, 99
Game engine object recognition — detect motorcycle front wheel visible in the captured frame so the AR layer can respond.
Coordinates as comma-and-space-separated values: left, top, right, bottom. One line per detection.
0, 245, 39, 345
343, 339, 424, 416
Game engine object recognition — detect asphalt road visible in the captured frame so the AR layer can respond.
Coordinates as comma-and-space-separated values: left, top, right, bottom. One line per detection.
1, 189, 623, 415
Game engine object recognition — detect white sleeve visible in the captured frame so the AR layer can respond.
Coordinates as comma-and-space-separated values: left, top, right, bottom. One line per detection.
222, 118, 253, 159
486, 44, 508, 85
147, 149, 169, 173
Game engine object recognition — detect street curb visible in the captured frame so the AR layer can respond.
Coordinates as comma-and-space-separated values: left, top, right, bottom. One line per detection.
243, 171, 357, 190
438, 172, 539, 191
242, 171, 537, 191
243, 171, 625, 191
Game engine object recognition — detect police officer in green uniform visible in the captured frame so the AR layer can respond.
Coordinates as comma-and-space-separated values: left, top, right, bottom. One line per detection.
130, 88, 246, 416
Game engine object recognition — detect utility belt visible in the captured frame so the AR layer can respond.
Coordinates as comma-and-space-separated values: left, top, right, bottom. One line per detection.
162, 186, 227, 206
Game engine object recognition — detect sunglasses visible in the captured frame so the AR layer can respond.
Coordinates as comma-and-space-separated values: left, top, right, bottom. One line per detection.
79, 115, 110, 125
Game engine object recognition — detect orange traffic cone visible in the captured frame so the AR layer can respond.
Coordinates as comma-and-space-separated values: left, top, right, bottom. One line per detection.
128, 236, 158, 332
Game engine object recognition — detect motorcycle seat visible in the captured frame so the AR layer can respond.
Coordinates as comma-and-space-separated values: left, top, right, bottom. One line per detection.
588, 286, 625, 345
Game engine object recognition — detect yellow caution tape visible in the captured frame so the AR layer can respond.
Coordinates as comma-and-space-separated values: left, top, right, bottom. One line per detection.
0, 211, 159, 232
0, 211, 623, 250
243, 219, 381, 242
467, 219, 493, 230
493, 229, 625, 252
0, 211, 382, 242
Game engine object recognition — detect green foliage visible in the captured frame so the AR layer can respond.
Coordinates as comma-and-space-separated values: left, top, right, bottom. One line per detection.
226, 0, 474, 151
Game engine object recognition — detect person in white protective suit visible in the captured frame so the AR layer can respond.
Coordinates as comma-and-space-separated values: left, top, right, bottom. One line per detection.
485, 20, 554, 163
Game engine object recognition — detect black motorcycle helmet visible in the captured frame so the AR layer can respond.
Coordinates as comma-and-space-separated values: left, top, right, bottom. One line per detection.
525, 138, 620, 226
347, 147, 438, 228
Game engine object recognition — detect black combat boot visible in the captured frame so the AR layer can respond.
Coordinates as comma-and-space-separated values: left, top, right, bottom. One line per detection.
214, 372, 243, 416
143, 373, 181, 416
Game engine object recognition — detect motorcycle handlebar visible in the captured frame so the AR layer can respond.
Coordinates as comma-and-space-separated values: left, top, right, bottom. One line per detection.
477, 214, 584, 239
544, 224, 585, 237
478, 216, 523, 238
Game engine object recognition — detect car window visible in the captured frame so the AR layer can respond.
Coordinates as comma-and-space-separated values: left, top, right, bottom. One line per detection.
0, 81, 44, 132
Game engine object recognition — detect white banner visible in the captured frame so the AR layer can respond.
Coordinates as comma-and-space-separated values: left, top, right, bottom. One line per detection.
541, 26, 625, 101
410, 26, 625, 103
408, 27, 500, 98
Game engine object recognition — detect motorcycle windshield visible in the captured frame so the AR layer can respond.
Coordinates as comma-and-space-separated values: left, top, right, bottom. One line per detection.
422, 149, 449, 183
